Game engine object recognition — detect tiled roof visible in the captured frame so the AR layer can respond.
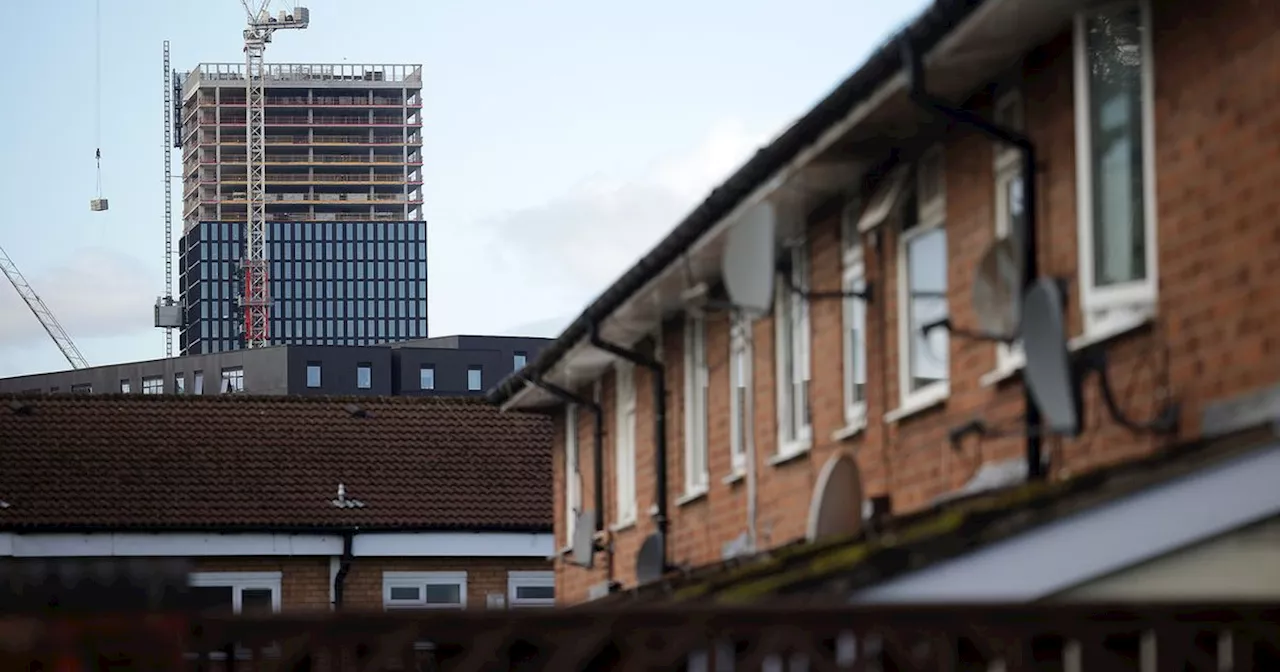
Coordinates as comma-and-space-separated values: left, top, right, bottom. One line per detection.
0, 394, 551, 532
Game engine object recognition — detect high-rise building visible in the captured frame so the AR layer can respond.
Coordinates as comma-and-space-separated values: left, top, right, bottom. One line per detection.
177, 63, 425, 354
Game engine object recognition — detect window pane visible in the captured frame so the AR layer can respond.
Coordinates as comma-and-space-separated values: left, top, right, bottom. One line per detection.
1086, 4, 1146, 288
306, 363, 321, 388
847, 277, 867, 404
188, 586, 234, 616
420, 366, 435, 390
515, 585, 555, 600
241, 588, 273, 615
424, 584, 461, 604
357, 364, 372, 389
467, 367, 482, 391
513, 353, 527, 370
389, 586, 420, 601
906, 228, 949, 390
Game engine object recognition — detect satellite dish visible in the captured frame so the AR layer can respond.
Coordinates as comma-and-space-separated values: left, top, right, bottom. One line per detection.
971, 237, 1023, 338
721, 201, 777, 315
1022, 278, 1082, 436
805, 453, 864, 542
634, 532, 666, 585
570, 510, 597, 568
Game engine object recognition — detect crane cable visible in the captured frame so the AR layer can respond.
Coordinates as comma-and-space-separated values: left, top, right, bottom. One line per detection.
94, 0, 103, 199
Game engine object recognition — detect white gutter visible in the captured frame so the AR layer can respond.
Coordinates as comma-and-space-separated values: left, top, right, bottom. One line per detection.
0, 531, 555, 558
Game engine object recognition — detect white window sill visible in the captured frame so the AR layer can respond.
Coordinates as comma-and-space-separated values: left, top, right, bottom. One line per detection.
676, 487, 709, 507
722, 470, 746, 486
768, 440, 812, 467
978, 312, 1153, 387
885, 384, 949, 424
608, 519, 636, 533
832, 417, 866, 441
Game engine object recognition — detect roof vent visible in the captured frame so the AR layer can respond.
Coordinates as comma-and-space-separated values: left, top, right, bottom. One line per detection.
331, 483, 365, 509
6, 400, 34, 415
343, 404, 373, 418
0, 500, 9, 509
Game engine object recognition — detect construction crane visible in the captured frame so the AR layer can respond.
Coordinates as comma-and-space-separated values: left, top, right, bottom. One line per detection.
0, 245, 90, 370
239, 1, 309, 349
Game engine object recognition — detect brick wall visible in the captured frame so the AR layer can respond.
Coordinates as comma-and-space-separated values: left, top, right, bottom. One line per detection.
550, 0, 1280, 604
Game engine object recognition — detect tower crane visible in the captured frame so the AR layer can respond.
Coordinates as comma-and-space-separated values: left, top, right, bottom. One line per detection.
0, 245, 90, 370
239, 1, 309, 349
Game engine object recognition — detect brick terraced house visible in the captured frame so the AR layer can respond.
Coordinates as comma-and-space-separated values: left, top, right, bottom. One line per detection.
488, 0, 1280, 605
0, 394, 555, 612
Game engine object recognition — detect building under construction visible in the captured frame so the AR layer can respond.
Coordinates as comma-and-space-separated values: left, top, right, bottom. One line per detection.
177, 62, 425, 354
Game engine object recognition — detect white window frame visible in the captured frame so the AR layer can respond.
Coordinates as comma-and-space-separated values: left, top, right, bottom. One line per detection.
306, 362, 322, 388
356, 363, 372, 389
682, 315, 710, 495
994, 89, 1027, 373
614, 362, 638, 527
382, 571, 467, 610
1073, 0, 1159, 336
842, 241, 868, 431
188, 571, 282, 614
728, 320, 750, 476
507, 570, 555, 608
564, 404, 581, 546
467, 366, 483, 391
420, 365, 435, 390
774, 243, 813, 458
898, 145, 951, 411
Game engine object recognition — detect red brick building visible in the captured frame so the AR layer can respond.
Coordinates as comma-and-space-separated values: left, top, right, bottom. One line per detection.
0, 394, 555, 612
489, 0, 1280, 605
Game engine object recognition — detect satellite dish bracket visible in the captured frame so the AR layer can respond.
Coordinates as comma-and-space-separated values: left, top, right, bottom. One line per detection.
778, 258, 875, 303
921, 317, 1015, 345
1074, 343, 1180, 435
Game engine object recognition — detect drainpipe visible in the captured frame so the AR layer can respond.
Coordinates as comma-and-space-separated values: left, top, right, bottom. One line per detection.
589, 325, 669, 568
900, 37, 1045, 480
332, 530, 354, 609
522, 372, 615, 583
738, 315, 759, 552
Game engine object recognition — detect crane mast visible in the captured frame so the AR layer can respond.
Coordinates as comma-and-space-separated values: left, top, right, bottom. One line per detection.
0, 245, 89, 370
239, 1, 308, 349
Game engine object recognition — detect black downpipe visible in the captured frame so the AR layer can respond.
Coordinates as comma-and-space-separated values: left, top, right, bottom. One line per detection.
332, 530, 354, 609
901, 37, 1046, 480
524, 373, 605, 535
588, 325, 669, 564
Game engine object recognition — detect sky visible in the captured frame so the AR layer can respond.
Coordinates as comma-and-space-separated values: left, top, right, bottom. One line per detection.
0, 0, 928, 378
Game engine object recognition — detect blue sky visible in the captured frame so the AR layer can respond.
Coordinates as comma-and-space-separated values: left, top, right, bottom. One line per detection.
0, 0, 927, 377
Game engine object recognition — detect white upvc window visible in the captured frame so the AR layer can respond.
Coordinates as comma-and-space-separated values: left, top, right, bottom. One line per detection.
841, 223, 868, 430
1073, 0, 1158, 335
382, 571, 467, 610
188, 571, 282, 615
728, 320, 751, 475
564, 404, 581, 546
614, 362, 638, 526
775, 243, 812, 456
507, 571, 556, 608
683, 315, 710, 494
898, 145, 950, 410
994, 90, 1028, 372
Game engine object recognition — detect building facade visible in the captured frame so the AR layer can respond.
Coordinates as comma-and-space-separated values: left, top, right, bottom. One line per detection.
488, 0, 1280, 604
0, 335, 551, 397
177, 63, 425, 355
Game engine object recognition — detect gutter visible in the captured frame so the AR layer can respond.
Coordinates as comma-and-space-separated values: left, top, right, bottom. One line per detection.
589, 325, 670, 573
900, 34, 1046, 480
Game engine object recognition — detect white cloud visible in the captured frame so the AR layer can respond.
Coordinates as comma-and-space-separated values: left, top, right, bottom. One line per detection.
479, 119, 765, 332
0, 246, 157, 348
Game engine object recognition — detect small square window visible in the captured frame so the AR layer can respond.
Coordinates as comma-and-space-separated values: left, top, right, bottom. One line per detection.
467, 366, 482, 392
420, 365, 435, 390
357, 363, 372, 389
306, 362, 322, 388
507, 571, 555, 608
119, 379, 132, 394
513, 352, 527, 370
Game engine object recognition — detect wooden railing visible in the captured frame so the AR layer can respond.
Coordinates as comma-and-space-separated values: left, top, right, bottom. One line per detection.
2, 603, 1276, 671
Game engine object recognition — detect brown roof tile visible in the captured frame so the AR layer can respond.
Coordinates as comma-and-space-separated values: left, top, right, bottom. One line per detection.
0, 394, 552, 532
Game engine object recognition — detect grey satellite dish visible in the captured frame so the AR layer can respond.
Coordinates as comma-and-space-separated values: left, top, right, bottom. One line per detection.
805, 453, 864, 542
634, 532, 666, 585
972, 237, 1023, 339
570, 510, 597, 568
722, 201, 777, 316
1022, 278, 1082, 436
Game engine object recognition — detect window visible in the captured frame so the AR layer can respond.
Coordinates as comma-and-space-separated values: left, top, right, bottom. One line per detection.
174, 373, 185, 394
119, 379, 132, 394
142, 376, 164, 395
775, 244, 812, 456
357, 363, 372, 389
564, 404, 581, 546
194, 371, 204, 394
220, 367, 244, 394
728, 321, 750, 475
842, 239, 868, 430
513, 351, 527, 370
305, 362, 321, 388
994, 90, 1027, 372
614, 362, 637, 526
1074, 0, 1156, 333
383, 571, 466, 610
507, 571, 555, 608
683, 316, 710, 494
899, 145, 950, 409
187, 572, 280, 615
419, 365, 435, 390
71, 383, 92, 394
467, 366, 482, 391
